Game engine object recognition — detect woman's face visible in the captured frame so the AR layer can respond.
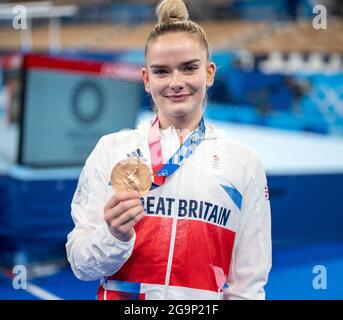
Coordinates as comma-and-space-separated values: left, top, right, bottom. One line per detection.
142, 32, 216, 123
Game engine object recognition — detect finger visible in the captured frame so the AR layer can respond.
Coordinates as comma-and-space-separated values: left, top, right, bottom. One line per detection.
124, 210, 146, 230
105, 199, 142, 222
110, 205, 145, 229
105, 191, 140, 210
115, 210, 146, 236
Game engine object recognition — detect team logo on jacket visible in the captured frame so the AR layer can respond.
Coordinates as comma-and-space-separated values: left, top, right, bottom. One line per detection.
211, 154, 221, 169
127, 148, 147, 162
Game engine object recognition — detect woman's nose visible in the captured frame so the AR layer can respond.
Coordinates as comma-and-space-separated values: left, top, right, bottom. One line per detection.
169, 71, 184, 92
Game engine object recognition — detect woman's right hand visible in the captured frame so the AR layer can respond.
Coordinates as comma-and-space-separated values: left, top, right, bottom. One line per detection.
104, 191, 145, 242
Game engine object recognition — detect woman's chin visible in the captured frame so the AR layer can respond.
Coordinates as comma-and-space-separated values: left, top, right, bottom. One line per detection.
166, 103, 197, 117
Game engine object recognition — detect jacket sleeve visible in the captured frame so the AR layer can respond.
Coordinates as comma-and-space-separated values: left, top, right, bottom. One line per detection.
65, 137, 135, 281
226, 151, 272, 300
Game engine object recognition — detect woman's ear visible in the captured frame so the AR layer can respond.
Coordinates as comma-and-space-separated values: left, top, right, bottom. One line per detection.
141, 67, 150, 94
206, 62, 216, 88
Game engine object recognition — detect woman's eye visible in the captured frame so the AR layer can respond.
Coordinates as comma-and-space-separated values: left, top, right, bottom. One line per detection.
184, 65, 198, 72
153, 69, 168, 75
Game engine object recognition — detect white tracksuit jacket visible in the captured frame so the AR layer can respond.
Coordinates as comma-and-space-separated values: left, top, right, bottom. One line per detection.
66, 119, 272, 300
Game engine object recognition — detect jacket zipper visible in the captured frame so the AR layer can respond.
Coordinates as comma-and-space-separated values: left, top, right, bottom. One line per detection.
163, 132, 182, 299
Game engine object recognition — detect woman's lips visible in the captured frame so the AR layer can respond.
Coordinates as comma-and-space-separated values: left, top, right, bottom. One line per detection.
165, 94, 191, 102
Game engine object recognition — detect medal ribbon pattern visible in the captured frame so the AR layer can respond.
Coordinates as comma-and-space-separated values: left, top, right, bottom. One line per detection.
148, 116, 205, 186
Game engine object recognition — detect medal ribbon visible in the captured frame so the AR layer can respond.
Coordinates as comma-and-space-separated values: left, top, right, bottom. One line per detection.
148, 116, 205, 186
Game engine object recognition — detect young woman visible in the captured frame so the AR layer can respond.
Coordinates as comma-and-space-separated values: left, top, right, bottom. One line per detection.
66, 0, 272, 300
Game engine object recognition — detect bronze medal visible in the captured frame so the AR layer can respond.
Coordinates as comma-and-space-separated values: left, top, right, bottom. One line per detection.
111, 158, 152, 196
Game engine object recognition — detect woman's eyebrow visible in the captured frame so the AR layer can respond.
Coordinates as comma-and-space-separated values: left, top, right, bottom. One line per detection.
150, 64, 168, 68
150, 59, 200, 68
180, 59, 200, 66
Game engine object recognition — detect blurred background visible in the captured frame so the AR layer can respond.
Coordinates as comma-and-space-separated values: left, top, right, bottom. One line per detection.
0, 0, 342, 300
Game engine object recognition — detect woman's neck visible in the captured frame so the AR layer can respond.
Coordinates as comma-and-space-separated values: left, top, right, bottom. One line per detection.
158, 108, 202, 129
158, 111, 202, 144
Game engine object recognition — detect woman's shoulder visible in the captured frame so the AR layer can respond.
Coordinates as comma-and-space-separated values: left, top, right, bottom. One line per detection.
85, 121, 151, 166
207, 122, 259, 162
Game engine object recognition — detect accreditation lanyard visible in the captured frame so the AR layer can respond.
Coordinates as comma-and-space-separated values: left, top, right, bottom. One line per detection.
148, 116, 206, 186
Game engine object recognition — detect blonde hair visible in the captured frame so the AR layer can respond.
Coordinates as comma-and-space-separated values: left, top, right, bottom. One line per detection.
145, 0, 210, 60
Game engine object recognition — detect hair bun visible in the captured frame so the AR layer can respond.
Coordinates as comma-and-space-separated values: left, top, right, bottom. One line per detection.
156, 0, 189, 24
